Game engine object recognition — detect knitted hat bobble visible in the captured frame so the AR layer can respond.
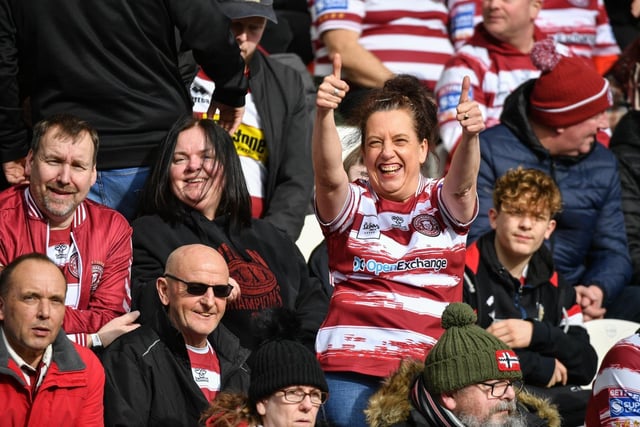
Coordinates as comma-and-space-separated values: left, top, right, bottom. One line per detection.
423, 302, 522, 395
529, 38, 612, 128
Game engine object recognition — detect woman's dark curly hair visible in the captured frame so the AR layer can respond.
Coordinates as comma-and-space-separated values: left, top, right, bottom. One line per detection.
354, 74, 440, 152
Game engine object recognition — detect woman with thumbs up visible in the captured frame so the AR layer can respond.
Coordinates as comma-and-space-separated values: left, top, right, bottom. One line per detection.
311, 54, 485, 427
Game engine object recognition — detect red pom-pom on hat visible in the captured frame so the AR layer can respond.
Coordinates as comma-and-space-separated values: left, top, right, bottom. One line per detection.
530, 39, 561, 73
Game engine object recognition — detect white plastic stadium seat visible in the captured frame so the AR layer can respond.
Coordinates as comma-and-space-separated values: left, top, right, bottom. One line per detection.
584, 318, 640, 384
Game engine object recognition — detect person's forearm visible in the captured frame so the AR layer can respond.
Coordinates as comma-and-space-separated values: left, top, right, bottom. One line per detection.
322, 29, 394, 88
312, 108, 345, 191
444, 133, 480, 223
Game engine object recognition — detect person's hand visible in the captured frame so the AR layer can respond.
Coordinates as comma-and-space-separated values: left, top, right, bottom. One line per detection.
227, 277, 241, 302
456, 76, 485, 137
632, 0, 640, 18
546, 359, 568, 387
487, 319, 533, 348
207, 102, 245, 136
316, 53, 350, 111
96, 310, 141, 348
575, 284, 606, 320
2, 158, 28, 185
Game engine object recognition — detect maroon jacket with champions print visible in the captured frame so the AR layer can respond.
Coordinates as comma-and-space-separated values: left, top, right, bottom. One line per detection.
131, 209, 328, 353
0, 185, 132, 345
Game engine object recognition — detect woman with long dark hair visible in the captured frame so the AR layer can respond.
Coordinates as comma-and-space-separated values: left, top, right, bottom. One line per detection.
131, 116, 328, 351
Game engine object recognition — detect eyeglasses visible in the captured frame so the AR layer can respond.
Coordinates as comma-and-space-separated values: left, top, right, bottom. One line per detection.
276, 389, 328, 406
163, 274, 233, 298
477, 380, 523, 398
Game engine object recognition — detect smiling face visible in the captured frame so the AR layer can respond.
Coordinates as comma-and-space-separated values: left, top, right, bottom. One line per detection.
157, 245, 229, 348
170, 125, 224, 220
256, 386, 322, 427
363, 109, 427, 202
230, 17, 267, 64
0, 259, 67, 367
25, 127, 97, 229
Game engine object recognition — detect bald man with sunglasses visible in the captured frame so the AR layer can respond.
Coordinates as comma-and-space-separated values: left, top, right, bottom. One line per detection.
100, 244, 250, 427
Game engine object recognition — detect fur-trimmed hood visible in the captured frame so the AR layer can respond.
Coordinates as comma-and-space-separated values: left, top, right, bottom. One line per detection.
365, 359, 562, 427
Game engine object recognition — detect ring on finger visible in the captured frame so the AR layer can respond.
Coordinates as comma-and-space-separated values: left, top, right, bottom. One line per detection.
463, 112, 470, 120
333, 88, 340, 96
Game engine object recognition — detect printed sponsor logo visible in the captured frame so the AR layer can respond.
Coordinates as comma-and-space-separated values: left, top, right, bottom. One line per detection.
609, 389, 640, 416
451, 3, 476, 33
191, 83, 209, 96
438, 85, 476, 110
315, 0, 348, 14
231, 126, 268, 162
352, 256, 448, 275
357, 215, 381, 239
553, 32, 595, 46
190, 83, 211, 108
391, 215, 407, 230
194, 368, 208, 382
412, 214, 442, 237
439, 90, 461, 112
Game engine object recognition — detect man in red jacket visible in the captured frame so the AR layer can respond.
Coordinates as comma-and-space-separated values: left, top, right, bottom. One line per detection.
0, 114, 139, 349
0, 253, 105, 426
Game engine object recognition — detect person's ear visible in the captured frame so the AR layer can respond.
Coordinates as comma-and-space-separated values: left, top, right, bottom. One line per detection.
24, 149, 35, 176
488, 207, 499, 230
440, 391, 457, 411
0, 296, 5, 322
156, 277, 170, 307
544, 219, 556, 239
530, 0, 543, 19
419, 138, 428, 164
256, 399, 267, 416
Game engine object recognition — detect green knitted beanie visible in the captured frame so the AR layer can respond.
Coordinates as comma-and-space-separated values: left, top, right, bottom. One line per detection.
423, 302, 522, 395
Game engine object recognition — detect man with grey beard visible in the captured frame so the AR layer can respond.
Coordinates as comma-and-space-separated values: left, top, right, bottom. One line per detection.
365, 302, 561, 427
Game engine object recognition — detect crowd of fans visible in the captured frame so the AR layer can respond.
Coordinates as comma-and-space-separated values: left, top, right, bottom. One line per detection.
1, 0, 639, 426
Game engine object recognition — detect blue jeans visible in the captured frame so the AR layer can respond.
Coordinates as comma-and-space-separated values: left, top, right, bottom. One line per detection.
319, 372, 381, 427
88, 167, 150, 221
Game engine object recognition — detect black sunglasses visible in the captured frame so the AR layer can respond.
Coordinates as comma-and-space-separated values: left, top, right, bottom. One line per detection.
163, 273, 233, 298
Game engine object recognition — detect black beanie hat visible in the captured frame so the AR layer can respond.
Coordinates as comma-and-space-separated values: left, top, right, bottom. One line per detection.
248, 339, 328, 403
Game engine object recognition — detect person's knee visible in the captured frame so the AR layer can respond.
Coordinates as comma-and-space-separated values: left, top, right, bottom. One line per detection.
322, 373, 378, 427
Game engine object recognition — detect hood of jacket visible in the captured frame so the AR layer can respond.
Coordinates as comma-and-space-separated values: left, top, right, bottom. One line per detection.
365, 359, 562, 427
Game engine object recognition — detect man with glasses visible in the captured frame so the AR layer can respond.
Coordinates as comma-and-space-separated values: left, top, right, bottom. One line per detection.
100, 244, 250, 427
365, 302, 561, 427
